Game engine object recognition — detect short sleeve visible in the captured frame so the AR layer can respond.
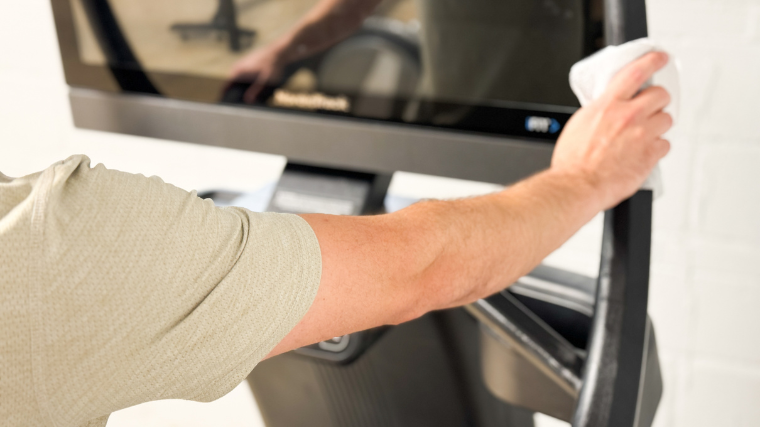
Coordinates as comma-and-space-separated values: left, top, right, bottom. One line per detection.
27, 155, 321, 427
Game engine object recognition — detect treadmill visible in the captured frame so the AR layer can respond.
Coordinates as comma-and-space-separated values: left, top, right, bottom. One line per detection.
50, 0, 662, 425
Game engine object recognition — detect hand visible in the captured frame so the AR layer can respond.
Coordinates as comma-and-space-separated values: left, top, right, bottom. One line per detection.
552, 52, 673, 209
228, 43, 289, 103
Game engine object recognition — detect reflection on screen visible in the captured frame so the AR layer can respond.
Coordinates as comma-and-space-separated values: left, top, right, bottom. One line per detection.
71, 0, 603, 126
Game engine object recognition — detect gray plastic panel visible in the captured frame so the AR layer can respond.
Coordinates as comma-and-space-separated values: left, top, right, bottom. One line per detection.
69, 88, 554, 186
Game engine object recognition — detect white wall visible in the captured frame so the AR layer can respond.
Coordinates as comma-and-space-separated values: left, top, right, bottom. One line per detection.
1, 1, 758, 427
646, 1, 760, 426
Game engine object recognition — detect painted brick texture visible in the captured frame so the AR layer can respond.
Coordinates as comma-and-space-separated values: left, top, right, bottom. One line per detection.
648, 0, 760, 426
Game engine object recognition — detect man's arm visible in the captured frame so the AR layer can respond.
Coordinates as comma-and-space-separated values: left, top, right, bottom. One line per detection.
267, 52, 673, 358
230, 0, 382, 102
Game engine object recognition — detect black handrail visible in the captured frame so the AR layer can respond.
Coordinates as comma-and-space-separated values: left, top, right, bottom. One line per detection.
572, 191, 653, 427
572, 1, 652, 425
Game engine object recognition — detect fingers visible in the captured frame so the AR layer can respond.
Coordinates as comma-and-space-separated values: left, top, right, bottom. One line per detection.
631, 85, 671, 118
625, 112, 672, 147
651, 138, 671, 159
243, 78, 266, 104
243, 70, 271, 104
606, 52, 669, 101
646, 111, 673, 139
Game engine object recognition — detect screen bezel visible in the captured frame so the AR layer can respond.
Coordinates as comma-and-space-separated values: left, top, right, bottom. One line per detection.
51, 0, 609, 185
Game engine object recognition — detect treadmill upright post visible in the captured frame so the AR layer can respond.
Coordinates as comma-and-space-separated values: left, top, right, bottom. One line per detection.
572, 190, 654, 427
572, 1, 656, 422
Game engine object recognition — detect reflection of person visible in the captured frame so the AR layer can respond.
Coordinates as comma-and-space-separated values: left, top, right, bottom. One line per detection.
230, 0, 384, 103
230, 0, 585, 107
2, 55, 671, 427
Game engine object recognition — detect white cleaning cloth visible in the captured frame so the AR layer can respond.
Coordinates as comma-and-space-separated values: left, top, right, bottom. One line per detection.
569, 38, 680, 198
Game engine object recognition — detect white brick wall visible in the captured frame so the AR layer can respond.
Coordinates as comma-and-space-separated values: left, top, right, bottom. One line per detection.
647, 0, 760, 426
1, 1, 758, 426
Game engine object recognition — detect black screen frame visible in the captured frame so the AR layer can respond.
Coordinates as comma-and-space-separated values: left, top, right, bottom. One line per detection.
52, 0, 606, 142
50, 0, 641, 186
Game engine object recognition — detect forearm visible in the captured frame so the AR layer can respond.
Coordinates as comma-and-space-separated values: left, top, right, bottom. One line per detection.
269, 52, 672, 358
275, 0, 381, 62
274, 168, 603, 358
405, 168, 603, 313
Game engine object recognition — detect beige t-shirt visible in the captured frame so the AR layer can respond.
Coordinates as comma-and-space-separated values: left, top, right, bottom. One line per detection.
0, 155, 322, 427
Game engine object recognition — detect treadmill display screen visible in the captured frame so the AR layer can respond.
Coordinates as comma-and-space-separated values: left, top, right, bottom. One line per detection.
63, 0, 605, 140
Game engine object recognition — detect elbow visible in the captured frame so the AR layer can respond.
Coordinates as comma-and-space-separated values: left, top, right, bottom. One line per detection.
382, 203, 450, 325
381, 252, 439, 326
